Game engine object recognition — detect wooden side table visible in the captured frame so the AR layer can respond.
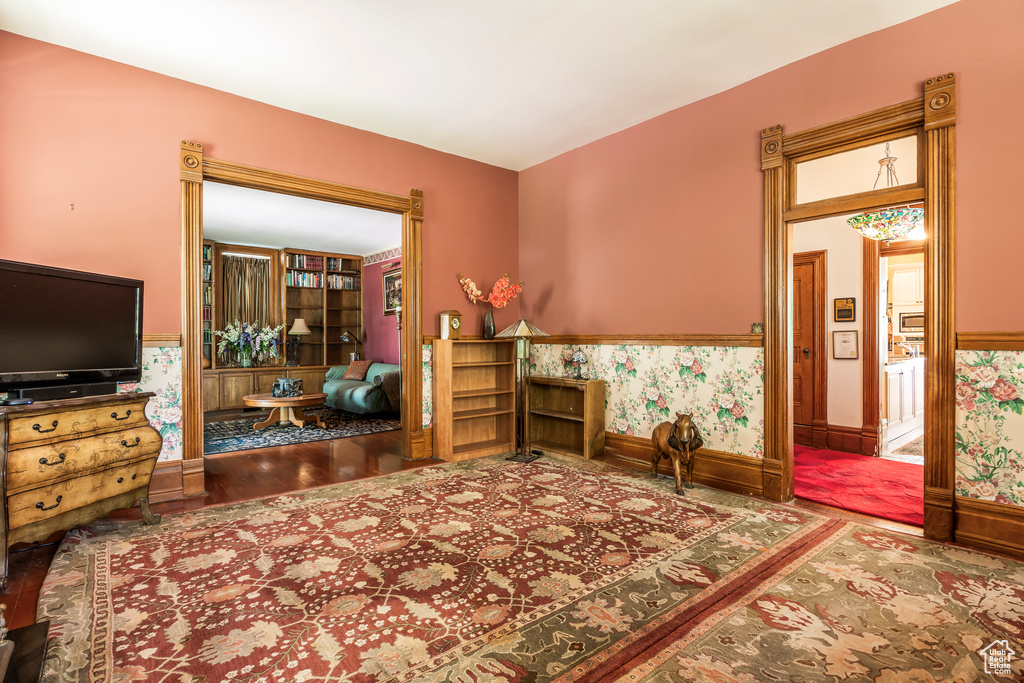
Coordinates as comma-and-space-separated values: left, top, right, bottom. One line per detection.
242, 393, 328, 430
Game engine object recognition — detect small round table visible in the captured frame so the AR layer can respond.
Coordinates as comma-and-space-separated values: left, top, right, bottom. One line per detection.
242, 393, 328, 430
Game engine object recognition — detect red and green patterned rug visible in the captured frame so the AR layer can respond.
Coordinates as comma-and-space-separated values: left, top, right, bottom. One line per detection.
38, 456, 1023, 681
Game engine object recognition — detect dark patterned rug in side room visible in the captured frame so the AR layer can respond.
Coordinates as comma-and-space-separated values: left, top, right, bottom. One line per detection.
203, 407, 400, 455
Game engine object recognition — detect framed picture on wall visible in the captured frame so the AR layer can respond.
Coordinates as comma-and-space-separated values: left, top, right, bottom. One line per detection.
383, 267, 402, 316
833, 297, 856, 322
833, 330, 859, 359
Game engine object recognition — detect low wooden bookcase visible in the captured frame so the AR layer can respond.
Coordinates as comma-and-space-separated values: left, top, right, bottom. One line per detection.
527, 375, 606, 459
0, 393, 162, 590
432, 339, 515, 461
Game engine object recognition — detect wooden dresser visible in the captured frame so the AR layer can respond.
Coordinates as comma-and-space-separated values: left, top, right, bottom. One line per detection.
0, 392, 163, 590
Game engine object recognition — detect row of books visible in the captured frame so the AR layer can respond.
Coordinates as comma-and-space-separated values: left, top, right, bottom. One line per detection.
202, 284, 213, 305
202, 244, 213, 261
201, 307, 212, 321
202, 263, 213, 282
286, 271, 323, 288
325, 257, 357, 272
326, 274, 360, 290
286, 254, 324, 270
202, 323, 213, 344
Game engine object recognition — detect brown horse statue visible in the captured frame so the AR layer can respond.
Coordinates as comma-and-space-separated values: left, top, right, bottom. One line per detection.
651, 412, 704, 495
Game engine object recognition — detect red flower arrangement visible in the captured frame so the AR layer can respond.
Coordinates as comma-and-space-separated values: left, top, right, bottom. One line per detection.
457, 273, 523, 309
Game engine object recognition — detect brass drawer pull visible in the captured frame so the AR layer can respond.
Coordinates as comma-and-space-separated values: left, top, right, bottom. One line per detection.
110, 410, 132, 421
39, 453, 67, 467
36, 495, 63, 511
33, 421, 59, 434
120, 437, 141, 449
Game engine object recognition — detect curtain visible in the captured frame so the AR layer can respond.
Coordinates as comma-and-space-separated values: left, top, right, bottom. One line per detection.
222, 255, 271, 327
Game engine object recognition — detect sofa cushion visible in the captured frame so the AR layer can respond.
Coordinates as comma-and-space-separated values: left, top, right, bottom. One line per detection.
342, 359, 375, 380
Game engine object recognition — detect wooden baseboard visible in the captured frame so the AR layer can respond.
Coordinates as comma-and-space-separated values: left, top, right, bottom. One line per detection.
825, 425, 863, 454
407, 428, 433, 460
954, 496, 1024, 558
924, 486, 955, 542
148, 459, 184, 503
604, 432, 764, 497
182, 457, 206, 497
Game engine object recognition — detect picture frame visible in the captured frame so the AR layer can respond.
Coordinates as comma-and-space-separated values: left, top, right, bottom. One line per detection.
833, 330, 859, 359
833, 297, 856, 323
383, 267, 402, 316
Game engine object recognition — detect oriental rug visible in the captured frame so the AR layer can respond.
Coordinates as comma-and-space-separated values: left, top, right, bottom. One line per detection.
203, 408, 400, 455
893, 433, 926, 457
38, 456, 1023, 682
795, 444, 925, 526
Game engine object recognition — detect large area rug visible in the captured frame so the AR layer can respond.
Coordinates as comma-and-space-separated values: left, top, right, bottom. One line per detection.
795, 444, 925, 526
38, 456, 1023, 682
203, 407, 400, 455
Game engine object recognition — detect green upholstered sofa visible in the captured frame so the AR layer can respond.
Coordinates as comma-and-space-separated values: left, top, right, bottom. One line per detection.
323, 362, 401, 414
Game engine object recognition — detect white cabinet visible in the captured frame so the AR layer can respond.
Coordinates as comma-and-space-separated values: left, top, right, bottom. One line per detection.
891, 265, 923, 306
883, 358, 925, 440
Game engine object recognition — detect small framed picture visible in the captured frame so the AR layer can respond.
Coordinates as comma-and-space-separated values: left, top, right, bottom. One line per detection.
383, 267, 402, 316
833, 330, 859, 359
833, 297, 856, 322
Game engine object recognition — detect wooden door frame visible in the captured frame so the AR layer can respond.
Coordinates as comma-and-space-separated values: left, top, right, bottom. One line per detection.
793, 250, 827, 447
179, 141, 426, 496
761, 73, 957, 542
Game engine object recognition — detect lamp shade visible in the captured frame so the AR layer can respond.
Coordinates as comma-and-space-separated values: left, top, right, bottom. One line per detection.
288, 318, 311, 336
847, 207, 923, 242
496, 318, 548, 339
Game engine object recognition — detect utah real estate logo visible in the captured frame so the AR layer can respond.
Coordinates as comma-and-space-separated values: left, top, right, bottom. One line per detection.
979, 640, 1015, 676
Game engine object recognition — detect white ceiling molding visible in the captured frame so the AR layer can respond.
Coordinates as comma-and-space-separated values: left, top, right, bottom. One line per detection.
0, 0, 959, 170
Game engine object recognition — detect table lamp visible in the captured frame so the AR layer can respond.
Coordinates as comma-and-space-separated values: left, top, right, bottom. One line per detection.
340, 330, 362, 361
286, 318, 311, 366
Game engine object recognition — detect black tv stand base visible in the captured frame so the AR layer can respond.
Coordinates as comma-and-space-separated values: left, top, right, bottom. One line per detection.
16, 382, 118, 401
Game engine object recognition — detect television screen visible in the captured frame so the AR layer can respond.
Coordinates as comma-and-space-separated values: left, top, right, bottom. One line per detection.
0, 260, 143, 391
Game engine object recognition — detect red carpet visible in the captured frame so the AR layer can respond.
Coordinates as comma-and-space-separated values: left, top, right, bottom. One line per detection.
794, 445, 924, 526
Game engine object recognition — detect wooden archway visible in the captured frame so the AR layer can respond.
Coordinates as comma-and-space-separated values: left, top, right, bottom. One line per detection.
761, 74, 957, 541
180, 141, 426, 496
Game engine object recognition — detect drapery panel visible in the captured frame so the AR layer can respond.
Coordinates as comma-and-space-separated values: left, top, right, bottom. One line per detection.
222, 255, 271, 326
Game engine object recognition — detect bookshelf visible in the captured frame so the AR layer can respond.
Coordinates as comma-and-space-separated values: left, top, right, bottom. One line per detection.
201, 240, 215, 367
432, 339, 516, 461
281, 249, 362, 366
527, 376, 606, 459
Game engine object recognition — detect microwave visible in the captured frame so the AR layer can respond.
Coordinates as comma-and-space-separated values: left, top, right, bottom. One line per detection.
899, 312, 925, 333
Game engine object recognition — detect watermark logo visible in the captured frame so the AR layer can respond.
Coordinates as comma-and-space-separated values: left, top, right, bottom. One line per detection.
980, 640, 1015, 676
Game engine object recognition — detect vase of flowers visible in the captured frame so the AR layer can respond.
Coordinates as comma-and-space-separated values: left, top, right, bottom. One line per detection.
457, 272, 523, 339
214, 320, 284, 368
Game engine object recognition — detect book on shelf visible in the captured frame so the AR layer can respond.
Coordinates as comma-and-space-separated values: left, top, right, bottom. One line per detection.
286, 270, 324, 288
326, 274, 361, 290
202, 244, 213, 261
202, 263, 212, 281
202, 284, 212, 305
286, 253, 324, 270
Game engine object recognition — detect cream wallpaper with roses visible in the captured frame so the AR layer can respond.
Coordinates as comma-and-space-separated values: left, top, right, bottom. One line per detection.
955, 350, 1024, 507
117, 346, 182, 463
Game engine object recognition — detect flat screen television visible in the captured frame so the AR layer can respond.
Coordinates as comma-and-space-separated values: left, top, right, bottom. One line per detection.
0, 259, 143, 400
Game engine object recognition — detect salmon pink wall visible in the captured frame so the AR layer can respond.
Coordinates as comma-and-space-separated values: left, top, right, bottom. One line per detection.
363, 256, 401, 365
518, 0, 1024, 334
0, 32, 518, 335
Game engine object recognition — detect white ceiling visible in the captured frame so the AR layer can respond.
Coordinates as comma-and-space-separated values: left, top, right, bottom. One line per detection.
203, 182, 401, 256
0, 0, 958, 171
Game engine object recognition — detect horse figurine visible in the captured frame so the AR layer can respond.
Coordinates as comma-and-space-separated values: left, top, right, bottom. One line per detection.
651, 412, 704, 495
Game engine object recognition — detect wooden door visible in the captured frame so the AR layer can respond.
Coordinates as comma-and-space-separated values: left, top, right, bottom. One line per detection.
793, 251, 826, 447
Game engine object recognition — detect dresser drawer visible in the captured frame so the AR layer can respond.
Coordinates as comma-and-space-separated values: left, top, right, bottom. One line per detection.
8, 398, 150, 446
5, 426, 161, 494
7, 456, 158, 530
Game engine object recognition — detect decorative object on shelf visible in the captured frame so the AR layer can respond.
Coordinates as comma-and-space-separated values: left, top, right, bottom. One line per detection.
497, 318, 549, 463
201, 350, 212, 369
457, 272, 523, 339
568, 349, 588, 379
650, 412, 704, 495
846, 143, 924, 241
272, 378, 303, 398
750, 322, 764, 334
439, 310, 462, 340
285, 318, 311, 367
833, 330, 859, 359
833, 297, 856, 322
340, 330, 362, 361
383, 266, 402, 315
215, 320, 284, 368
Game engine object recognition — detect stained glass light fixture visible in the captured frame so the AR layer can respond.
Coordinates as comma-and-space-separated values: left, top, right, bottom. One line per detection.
847, 142, 924, 241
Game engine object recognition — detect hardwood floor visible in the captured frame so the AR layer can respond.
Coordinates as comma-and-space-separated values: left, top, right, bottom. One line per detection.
3, 429, 436, 630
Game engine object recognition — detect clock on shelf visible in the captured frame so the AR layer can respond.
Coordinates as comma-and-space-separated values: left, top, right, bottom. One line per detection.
440, 310, 462, 339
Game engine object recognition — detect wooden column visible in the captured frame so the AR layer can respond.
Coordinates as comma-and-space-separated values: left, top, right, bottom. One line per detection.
403, 190, 428, 459
761, 125, 792, 501
861, 237, 880, 455
923, 73, 957, 541
179, 141, 207, 496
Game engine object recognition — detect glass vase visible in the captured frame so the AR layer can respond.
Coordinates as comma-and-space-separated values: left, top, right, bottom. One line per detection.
483, 309, 495, 340
239, 350, 252, 368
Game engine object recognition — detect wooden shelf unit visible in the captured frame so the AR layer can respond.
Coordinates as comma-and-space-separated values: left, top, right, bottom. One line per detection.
527, 375, 606, 459
201, 240, 215, 366
281, 249, 362, 367
433, 339, 516, 461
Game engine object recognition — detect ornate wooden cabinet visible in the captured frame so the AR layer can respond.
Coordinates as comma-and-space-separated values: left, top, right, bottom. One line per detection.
0, 393, 162, 590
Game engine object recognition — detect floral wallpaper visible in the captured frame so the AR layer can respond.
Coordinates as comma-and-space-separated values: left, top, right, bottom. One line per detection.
422, 344, 433, 428
530, 344, 765, 458
118, 347, 183, 463
955, 350, 1024, 506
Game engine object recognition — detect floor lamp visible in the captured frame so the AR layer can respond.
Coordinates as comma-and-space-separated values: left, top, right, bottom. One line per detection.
496, 318, 548, 462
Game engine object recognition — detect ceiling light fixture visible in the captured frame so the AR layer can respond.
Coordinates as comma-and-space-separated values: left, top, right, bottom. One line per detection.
847, 143, 924, 241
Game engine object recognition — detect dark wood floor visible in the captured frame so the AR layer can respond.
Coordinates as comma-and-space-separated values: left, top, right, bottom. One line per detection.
4, 432, 923, 631
3, 429, 435, 630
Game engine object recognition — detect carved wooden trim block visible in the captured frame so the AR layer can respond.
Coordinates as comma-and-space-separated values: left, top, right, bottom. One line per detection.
923, 73, 956, 131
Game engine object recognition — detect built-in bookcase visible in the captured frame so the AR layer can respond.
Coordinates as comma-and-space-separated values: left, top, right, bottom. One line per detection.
201, 240, 215, 366
281, 249, 362, 366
